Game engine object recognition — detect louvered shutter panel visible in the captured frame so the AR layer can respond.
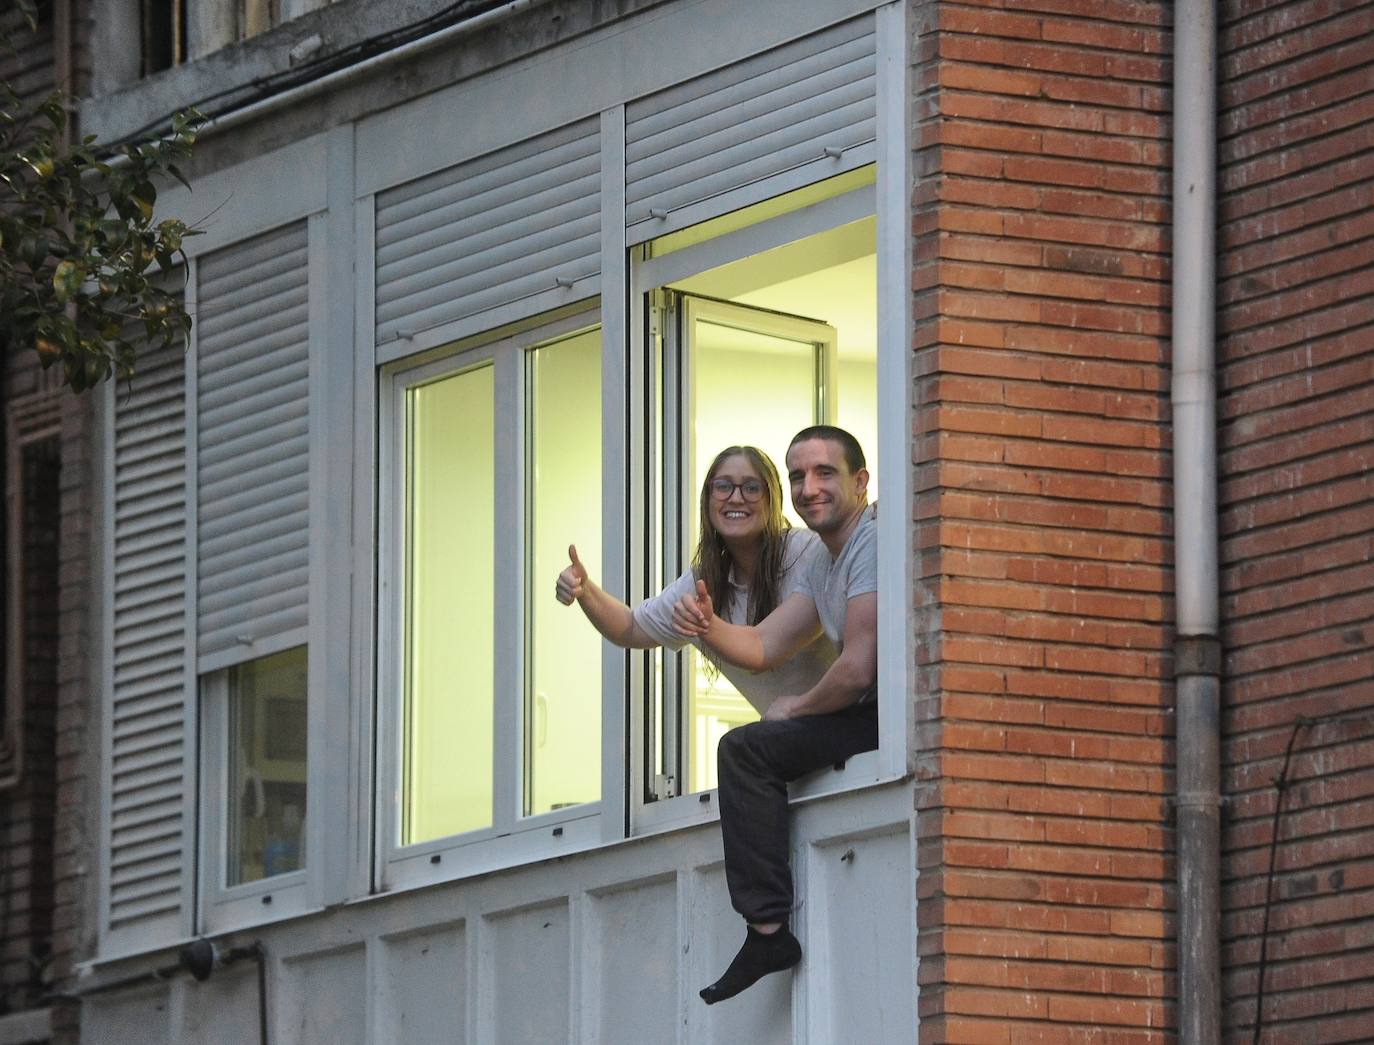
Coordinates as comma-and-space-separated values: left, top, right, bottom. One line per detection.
107, 336, 188, 948
625, 16, 875, 234
374, 118, 600, 345
196, 222, 311, 664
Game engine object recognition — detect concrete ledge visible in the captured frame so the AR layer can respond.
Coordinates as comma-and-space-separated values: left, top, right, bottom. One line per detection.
0, 1008, 51, 1045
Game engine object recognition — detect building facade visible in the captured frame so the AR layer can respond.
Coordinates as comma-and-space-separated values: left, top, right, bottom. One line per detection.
0, 0, 1368, 1043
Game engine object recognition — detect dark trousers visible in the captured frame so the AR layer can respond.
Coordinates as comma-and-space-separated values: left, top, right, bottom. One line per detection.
716, 702, 879, 925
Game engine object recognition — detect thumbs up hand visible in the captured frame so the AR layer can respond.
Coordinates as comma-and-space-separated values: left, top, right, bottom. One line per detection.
556, 544, 589, 605
671, 578, 714, 638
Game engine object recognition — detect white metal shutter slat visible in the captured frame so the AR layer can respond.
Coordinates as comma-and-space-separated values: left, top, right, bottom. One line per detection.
375, 187, 599, 302
199, 478, 308, 544
373, 223, 599, 333
200, 517, 311, 580
197, 223, 307, 294
199, 364, 308, 421
197, 221, 310, 661
625, 16, 876, 226
108, 337, 187, 947
374, 118, 599, 344
198, 300, 309, 358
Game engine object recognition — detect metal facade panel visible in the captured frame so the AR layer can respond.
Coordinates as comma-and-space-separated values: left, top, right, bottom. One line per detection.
109, 339, 187, 942
625, 15, 876, 227
196, 222, 311, 662
373, 118, 600, 345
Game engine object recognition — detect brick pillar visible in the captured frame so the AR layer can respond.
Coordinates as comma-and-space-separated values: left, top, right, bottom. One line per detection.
913, 1, 1176, 1039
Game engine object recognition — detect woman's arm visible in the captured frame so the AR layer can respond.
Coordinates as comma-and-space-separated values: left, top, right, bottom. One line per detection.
557, 544, 660, 649
672, 582, 822, 670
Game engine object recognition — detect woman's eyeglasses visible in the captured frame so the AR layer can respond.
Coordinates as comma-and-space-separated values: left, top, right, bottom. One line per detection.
709, 478, 766, 502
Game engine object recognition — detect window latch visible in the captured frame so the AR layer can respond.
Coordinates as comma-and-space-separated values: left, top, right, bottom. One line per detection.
651, 773, 677, 801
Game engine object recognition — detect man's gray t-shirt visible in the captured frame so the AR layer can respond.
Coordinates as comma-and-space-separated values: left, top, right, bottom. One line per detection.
631, 529, 836, 714
797, 506, 878, 703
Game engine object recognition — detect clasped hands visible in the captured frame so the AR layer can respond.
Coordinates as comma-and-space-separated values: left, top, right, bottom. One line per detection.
670, 581, 802, 722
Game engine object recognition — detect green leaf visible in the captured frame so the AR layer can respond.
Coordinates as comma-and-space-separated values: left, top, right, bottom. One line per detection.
52, 258, 82, 302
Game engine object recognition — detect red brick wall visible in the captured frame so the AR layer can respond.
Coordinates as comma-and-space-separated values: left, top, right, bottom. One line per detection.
1216, 2, 1374, 1042
912, 1, 1176, 1041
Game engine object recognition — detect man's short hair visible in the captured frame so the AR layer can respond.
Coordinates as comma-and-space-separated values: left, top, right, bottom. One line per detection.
788, 425, 866, 474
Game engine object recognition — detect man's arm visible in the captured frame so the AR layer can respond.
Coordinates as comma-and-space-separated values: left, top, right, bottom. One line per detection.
556, 544, 660, 650
672, 583, 822, 671
764, 591, 876, 720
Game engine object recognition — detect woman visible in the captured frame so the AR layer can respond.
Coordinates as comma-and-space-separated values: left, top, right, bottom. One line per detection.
555, 445, 834, 713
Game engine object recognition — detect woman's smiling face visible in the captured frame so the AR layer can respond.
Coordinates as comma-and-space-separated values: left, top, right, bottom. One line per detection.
707, 453, 769, 546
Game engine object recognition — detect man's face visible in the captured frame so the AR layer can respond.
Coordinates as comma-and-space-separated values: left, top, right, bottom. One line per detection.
785, 437, 868, 535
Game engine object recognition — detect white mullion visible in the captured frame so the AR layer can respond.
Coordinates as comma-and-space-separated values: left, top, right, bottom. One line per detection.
875, 0, 914, 779
600, 105, 630, 843
660, 293, 685, 799
181, 256, 201, 938
356, 192, 391, 896
314, 124, 360, 909
304, 206, 331, 909
491, 348, 522, 832
376, 361, 409, 879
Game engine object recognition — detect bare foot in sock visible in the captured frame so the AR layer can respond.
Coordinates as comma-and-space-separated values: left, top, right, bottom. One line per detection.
699, 926, 802, 1004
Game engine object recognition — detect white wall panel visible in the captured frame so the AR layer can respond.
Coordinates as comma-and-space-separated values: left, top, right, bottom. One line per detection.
380, 923, 468, 1043
82, 987, 172, 1045
486, 902, 571, 1045
590, 878, 679, 1045
691, 865, 793, 1045
180, 966, 261, 1042
811, 829, 917, 1045
86, 785, 915, 1043
284, 947, 367, 1045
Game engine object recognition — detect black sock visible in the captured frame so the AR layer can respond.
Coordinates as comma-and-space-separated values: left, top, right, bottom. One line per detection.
699, 926, 802, 1005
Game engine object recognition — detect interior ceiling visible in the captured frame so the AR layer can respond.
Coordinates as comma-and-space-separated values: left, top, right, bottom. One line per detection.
671, 218, 879, 360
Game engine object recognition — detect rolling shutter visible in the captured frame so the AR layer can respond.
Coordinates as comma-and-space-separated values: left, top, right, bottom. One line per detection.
196, 222, 311, 665
625, 15, 876, 236
374, 118, 600, 345
107, 336, 189, 948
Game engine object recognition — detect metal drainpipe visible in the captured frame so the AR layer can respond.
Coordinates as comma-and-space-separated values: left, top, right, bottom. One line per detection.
1172, 2, 1222, 1044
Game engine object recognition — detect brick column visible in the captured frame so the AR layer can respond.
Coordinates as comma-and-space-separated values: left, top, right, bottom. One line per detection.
913, 2, 1176, 1040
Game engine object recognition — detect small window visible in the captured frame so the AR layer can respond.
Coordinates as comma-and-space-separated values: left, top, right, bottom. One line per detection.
201, 646, 308, 928
142, 0, 186, 75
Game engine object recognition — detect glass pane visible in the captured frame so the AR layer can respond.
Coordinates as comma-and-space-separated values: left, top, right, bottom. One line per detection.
526, 329, 602, 816
226, 647, 307, 887
404, 364, 494, 844
686, 317, 819, 793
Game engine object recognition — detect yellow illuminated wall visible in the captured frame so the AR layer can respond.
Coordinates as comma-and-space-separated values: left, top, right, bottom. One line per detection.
404, 364, 494, 843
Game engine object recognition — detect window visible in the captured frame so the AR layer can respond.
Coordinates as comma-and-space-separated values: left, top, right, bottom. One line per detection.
200, 647, 309, 925
633, 170, 879, 821
222, 648, 307, 886
379, 313, 605, 887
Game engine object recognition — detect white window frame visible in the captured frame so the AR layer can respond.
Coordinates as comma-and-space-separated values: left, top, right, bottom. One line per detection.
375, 308, 608, 893
626, 177, 905, 835
197, 655, 311, 932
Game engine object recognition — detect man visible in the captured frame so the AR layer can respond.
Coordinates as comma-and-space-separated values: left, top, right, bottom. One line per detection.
674, 425, 878, 1004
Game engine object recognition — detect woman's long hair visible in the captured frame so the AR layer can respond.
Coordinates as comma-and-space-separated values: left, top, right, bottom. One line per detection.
692, 446, 791, 626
